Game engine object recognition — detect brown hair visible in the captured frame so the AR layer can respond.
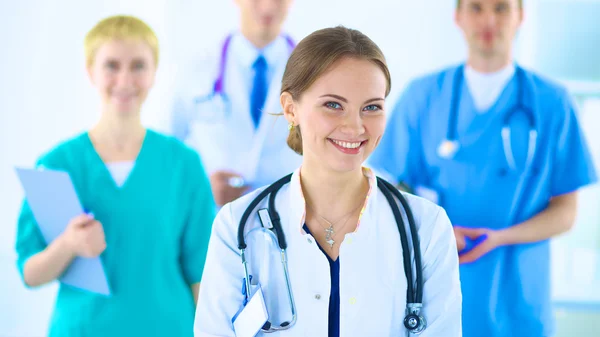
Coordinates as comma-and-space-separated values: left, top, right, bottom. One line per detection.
281, 26, 391, 155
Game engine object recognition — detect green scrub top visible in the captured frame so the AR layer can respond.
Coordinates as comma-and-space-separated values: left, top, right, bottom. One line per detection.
15, 129, 216, 337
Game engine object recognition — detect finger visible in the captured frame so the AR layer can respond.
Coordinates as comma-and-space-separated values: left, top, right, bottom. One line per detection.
459, 241, 492, 264
70, 213, 95, 228
458, 227, 487, 239
456, 236, 466, 251
213, 170, 242, 179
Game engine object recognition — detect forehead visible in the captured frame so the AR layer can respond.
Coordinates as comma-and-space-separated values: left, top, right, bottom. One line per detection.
94, 39, 154, 60
305, 57, 387, 99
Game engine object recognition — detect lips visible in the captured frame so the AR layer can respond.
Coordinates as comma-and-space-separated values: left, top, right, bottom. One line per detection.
328, 138, 368, 155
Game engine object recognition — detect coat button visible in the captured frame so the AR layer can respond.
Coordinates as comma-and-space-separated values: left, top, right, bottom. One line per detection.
349, 297, 357, 305
315, 294, 321, 300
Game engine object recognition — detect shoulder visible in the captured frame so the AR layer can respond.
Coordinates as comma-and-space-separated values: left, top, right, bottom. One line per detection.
392, 65, 459, 117
404, 65, 459, 97
524, 67, 568, 95
216, 179, 292, 233
228, 185, 272, 217
374, 184, 451, 244
148, 129, 198, 157
146, 129, 208, 173
522, 67, 571, 105
36, 132, 89, 170
173, 40, 223, 96
520, 67, 576, 129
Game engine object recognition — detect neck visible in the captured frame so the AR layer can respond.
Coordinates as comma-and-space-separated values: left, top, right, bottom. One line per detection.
467, 50, 512, 73
240, 22, 279, 50
89, 109, 145, 151
301, 165, 368, 221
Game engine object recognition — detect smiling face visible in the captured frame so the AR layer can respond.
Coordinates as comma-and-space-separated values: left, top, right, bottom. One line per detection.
87, 38, 156, 116
282, 57, 388, 174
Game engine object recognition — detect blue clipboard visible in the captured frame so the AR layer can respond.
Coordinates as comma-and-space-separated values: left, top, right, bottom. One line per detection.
15, 167, 111, 295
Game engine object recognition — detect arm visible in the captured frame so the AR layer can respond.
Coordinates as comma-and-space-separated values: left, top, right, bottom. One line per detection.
458, 193, 577, 264
419, 208, 462, 336
194, 204, 245, 337
499, 192, 577, 244
18, 210, 106, 287
179, 151, 216, 299
458, 92, 596, 263
22, 235, 75, 287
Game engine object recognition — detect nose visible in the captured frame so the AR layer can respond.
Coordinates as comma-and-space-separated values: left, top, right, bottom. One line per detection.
340, 112, 365, 138
116, 69, 135, 87
481, 10, 498, 27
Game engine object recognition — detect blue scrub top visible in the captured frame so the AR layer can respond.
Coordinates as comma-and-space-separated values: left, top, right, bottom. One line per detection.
368, 64, 597, 337
303, 224, 340, 337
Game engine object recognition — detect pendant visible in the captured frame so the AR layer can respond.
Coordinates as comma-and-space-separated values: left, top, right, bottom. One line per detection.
325, 225, 335, 248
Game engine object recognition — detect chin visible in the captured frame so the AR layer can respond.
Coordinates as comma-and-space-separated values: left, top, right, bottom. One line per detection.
327, 159, 364, 174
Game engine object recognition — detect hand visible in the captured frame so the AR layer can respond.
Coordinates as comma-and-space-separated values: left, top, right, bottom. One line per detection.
454, 227, 505, 264
61, 214, 107, 258
209, 171, 249, 206
453, 227, 467, 252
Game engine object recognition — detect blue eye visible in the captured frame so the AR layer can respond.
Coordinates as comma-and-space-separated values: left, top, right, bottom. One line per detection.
363, 104, 381, 112
325, 102, 342, 109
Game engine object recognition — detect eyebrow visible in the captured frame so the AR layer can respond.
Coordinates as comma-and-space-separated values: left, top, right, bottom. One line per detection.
319, 94, 384, 104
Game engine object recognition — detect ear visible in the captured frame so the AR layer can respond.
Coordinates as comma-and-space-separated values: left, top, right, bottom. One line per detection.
280, 91, 297, 125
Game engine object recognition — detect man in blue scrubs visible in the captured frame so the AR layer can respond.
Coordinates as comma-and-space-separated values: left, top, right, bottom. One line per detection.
368, 0, 597, 336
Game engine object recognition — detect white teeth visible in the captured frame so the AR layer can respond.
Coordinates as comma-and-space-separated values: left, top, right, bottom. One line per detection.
332, 139, 362, 149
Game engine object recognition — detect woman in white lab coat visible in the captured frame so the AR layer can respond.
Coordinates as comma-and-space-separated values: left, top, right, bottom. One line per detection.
194, 26, 462, 337
171, 0, 302, 207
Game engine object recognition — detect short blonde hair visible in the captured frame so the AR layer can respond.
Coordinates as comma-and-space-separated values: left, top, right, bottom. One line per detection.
84, 15, 159, 67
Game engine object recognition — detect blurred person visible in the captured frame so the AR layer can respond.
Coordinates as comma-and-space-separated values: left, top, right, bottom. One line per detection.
368, 0, 597, 336
15, 15, 215, 337
171, 0, 302, 207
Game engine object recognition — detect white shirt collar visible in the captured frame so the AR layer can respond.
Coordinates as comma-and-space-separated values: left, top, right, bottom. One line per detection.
232, 32, 292, 70
464, 63, 516, 112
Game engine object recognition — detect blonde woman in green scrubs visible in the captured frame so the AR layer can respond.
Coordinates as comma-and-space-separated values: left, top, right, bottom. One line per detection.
14, 15, 215, 337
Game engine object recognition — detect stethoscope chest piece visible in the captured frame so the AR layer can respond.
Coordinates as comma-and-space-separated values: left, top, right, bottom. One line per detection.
404, 309, 427, 334
437, 139, 460, 159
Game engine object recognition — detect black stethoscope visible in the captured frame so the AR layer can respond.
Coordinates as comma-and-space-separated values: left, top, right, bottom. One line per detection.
236, 173, 427, 334
438, 64, 537, 174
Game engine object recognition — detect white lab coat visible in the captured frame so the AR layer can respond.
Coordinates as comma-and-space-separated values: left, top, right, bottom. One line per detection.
195, 168, 462, 337
171, 32, 302, 190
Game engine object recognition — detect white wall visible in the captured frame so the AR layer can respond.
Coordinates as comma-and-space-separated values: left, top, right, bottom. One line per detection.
1, 0, 597, 336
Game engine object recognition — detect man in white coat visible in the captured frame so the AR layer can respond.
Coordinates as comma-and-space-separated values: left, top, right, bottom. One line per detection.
171, 0, 302, 206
